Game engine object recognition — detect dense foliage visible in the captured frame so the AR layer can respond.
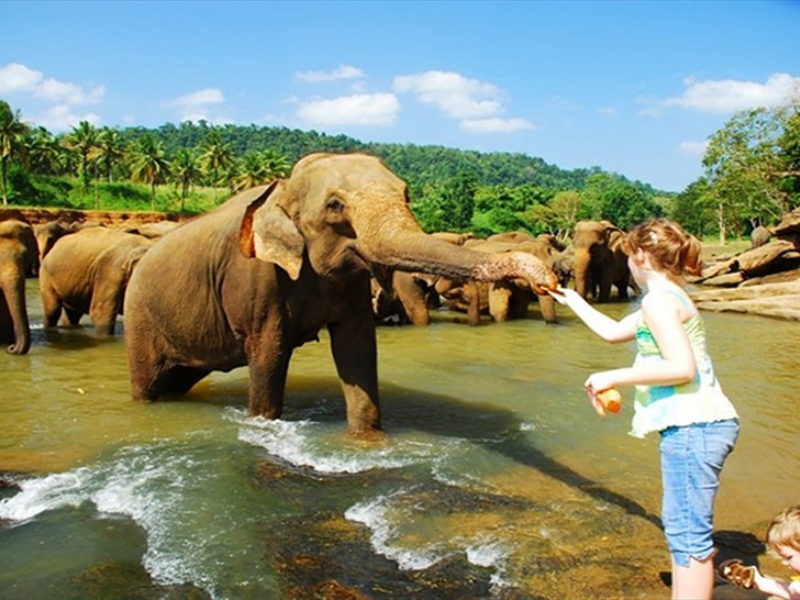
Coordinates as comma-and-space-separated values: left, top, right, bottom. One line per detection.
2, 96, 798, 239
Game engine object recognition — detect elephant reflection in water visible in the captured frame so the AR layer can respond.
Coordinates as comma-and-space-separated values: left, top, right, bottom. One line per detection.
0, 220, 38, 355
123, 153, 559, 437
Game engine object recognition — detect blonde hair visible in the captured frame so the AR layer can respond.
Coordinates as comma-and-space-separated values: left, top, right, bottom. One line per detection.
766, 505, 800, 553
622, 218, 703, 278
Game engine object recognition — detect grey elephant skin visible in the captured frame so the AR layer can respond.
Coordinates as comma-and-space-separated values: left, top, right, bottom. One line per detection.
123, 153, 558, 437
0, 219, 37, 354
39, 227, 153, 335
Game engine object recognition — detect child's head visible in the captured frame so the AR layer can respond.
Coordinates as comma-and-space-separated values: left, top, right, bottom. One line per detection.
622, 218, 703, 278
767, 505, 800, 554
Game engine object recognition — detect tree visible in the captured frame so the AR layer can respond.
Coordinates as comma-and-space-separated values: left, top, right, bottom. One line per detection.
0, 100, 28, 205
703, 107, 794, 241
232, 152, 268, 192
129, 134, 170, 211
198, 130, 234, 202
171, 148, 201, 212
63, 120, 98, 196
89, 127, 124, 182
22, 126, 62, 175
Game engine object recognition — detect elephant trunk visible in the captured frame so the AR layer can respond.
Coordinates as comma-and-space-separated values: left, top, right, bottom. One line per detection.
360, 225, 558, 291
1, 271, 30, 355
573, 247, 592, 299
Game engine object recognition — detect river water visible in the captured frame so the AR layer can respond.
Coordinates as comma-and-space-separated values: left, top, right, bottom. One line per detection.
1, 280, 798, 599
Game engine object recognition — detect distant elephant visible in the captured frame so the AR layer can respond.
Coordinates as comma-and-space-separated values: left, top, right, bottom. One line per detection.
750, 225, 771, 248
123, 152, 558, 437
39, 228, 153, 334
33, 220, 82, 264
571, 220, 635, 302
370, 231, 467, 326
434, 237, 561, 325
0, 220, 38, 354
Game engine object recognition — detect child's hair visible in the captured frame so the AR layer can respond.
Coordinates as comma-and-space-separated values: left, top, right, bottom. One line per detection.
622, 218, 703, 277
766, 504, 800, 553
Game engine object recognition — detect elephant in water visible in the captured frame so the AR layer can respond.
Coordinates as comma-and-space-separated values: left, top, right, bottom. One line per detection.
124, 152, 558, 437
570, 219, 637, 302
0, 220, 38, 354
39, 227, 153, 334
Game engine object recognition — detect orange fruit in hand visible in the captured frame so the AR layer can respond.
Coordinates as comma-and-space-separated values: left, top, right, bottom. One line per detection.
597, 388, 622, 414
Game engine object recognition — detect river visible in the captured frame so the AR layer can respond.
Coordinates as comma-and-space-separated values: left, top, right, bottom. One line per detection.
1, 280, 798, 599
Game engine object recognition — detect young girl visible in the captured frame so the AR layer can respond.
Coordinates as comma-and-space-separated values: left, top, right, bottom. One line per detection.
550, 218, 739, 600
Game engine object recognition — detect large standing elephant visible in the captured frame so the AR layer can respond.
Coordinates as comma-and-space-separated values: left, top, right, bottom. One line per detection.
39, 228, 153, 334
123, 153, 558, 437
571, 220, 636, 302
0, 220, 38, 355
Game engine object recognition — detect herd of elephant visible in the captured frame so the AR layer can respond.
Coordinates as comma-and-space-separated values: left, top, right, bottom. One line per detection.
0, 153, 638, 437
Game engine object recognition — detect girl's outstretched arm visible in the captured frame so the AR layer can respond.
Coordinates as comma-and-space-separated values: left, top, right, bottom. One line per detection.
549, 287, 637, 343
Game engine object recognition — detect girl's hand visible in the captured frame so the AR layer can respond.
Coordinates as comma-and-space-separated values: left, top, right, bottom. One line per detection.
584, 373, 617, 418
547, 286, 577, 305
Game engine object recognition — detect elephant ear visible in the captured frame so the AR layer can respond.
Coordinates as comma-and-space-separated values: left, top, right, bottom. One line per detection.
239, 181, 305, 281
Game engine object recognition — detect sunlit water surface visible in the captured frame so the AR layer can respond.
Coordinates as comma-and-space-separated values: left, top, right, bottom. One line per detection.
1, 280, 798, 599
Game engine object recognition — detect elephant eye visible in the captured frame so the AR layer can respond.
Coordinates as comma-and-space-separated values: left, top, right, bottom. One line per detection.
326, 197, 345, 213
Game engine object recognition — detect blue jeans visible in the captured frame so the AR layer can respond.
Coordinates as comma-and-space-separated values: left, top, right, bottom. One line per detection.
660, 419, 739, 567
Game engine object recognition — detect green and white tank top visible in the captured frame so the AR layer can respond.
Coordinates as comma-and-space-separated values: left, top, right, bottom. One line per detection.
629, 287, 738, 438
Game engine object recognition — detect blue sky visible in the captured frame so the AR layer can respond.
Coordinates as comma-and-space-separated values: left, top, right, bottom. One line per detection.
1, 1, 799, 193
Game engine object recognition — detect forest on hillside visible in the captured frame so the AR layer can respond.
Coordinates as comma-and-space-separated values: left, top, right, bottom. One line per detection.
2, 97, 798, 239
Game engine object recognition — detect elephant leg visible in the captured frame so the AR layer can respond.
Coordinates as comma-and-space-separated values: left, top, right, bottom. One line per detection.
537, 294, 558, 324
488, 283, 513, 322
328, 308, 381, 437
89, 281, 124, 334
465, 281, 481, 326
40, 278, 63, 329
245, 321, 293, 419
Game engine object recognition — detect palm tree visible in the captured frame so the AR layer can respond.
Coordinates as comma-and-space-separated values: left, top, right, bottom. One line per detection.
62, 120, 98, 195
0, 100, 28, 206
260, 149, 291, 181
171, 148, 201, 212
198, 130, 234, 203
23, 126, 63, 176
89, 127, 124, 182
232, 152, 267, 192
129, 134, 170, 211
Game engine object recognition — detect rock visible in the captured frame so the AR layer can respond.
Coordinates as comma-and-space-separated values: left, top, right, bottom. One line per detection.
691, 280, 800, 320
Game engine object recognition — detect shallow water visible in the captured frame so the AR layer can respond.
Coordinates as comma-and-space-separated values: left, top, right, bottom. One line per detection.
1, 280, 798, 599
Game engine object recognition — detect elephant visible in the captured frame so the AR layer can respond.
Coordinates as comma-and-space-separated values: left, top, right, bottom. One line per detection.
39, 227, 153, 335
123, 152, 558, 437
370, 232, 468, 326
570, 220, 637, 302
0, 219, 38, 355
33, 220, 83, 264
438, 237, 561, 325
750, 225, 771, 248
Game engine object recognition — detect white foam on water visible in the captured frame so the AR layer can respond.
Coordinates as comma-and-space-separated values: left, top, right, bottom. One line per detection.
231, 411, 434, 474
0, 442, 261, 599
345, 490, 511, 590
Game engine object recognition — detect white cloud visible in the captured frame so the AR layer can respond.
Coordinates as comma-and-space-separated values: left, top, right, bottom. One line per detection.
644, 73, 800, 116
679, 140, 708, 155
460, 117, 534, 134
33, 104, 101, 131
597, 106, 617, 117
296, 93, 400, 126
0, 63, 42, 94
164, 87, 225, 108
162, 88, 227, 123
0, 62, 104, 105
295, 64, 365, 83
393, 70, 503, 119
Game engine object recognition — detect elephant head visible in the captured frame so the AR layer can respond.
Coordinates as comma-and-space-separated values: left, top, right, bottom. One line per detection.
571, 219, 630, 301
0, 219, 36, 355
240, 153, 559, 293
